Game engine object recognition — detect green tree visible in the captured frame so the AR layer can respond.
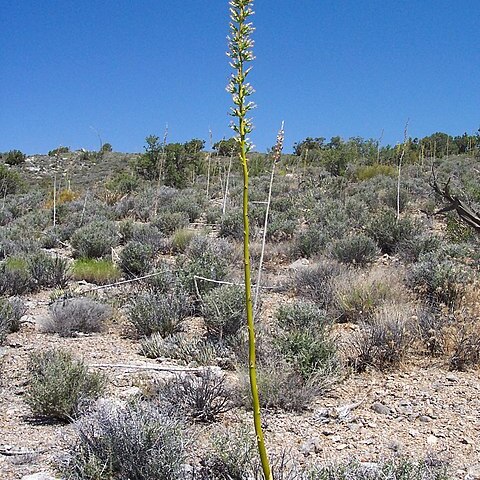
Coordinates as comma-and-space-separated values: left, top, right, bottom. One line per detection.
135, 135, 163, 180
213, 137, 239, 156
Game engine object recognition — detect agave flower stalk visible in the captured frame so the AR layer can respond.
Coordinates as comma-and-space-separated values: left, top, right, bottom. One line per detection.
226, 1, 272, 479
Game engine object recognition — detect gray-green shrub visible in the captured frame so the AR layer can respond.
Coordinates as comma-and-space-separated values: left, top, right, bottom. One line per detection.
25, 349, 105, 420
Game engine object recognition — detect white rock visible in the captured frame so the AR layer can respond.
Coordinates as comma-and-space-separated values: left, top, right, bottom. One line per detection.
21, 473, 57, 480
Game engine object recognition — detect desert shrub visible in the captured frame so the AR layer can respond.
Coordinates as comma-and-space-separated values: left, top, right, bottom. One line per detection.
205, 206, 222, 225
294, 226, 328, 258
119, 240, 153, 277
334, 273, 393, 323
366, 209, 415, 254
3, 149, 25, 165
59, 401, 185, 479
276, 329, 339, 381
132, 223, 167, 253
0, 297, 26, 344
169, 191, 204, 222
328, 233, 379, 266
449, 320, 480, 371
347, 304, 413, 372
178, 236, 232, 295
202, 285, 245, 342
152, 211, 190, 235
25, 349, 105, 420
27, 252, 70, 289
0, 164, 23, 194
238, 360, 317, 412
417, 305, 448, 356
71, 221, 118, 259
195, 427, 260, 479
308, 458, 447, 480
48, 146, 70, 156
219, 210, 244, 240
171, 228, 196, 253
128, 290, 191, 337
356, 164, 396, 181
141, 332, 218, 366
397, 233, 441, 262
276, 301, 327, 331
407, 252, 465, 308
381, 187, 410, 213
0, 256, 35, 295
265, 211, 297, 241
294, 259, 345, 309
159, 369, 234, 422
106, 171, 139, 195
72, 258, 121, 284
42, 297, 111, 337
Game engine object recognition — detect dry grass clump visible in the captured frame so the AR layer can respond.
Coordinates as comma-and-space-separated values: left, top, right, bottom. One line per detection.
347, 303, 414, 372
0, 296, 26, 344
334, 267, 408, 323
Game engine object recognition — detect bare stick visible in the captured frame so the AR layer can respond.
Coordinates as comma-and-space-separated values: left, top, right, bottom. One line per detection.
397, 119, 409, 221
377, 128, 384, 163
253, 122, 284, 316
80, 270, 170, 293
53, 173, 57, 227
90, 363, 209, 373
206, 128, 213, 199
222, 150, 234, 216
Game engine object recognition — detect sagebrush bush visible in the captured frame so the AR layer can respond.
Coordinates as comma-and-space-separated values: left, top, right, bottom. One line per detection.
195, 427, 259, 479
347, 304, 413, 372
42, 297, 111, 336
202, 285, 245, 342
171, 228, 196, 254
238, 360, 317, 412
307, 458, 447, 480
449, 320, 480, 371
276, 329, 339, 381
159, 369, 234, 422
152, 211, 190, 235
366, 208, 415, 254
59, 401, 185, 479
276, 300, 327, 331
0, 164, 23, 194
141, 332, 218, 366
25, 349, 105, 420
417, 305, 448, 356
119, 240, 153, 277
72, 258, 121, 284
0, 296, 26, 344
294, 259, 345, 309
328, 233, 379, 266
71, 221, 118, 258
178, 236, 232, 295
27, 251, 70, 288
0, 256, 35, 295
219, 210, 245, 240
407, 252, 466, 309
129, 290, 191, 337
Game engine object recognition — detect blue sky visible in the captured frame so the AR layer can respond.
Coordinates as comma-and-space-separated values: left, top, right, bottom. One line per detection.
1, 1, 479, 154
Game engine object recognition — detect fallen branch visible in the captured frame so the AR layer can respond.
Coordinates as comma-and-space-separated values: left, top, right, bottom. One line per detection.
90, 363, 212, 373
430, 167, 480, 233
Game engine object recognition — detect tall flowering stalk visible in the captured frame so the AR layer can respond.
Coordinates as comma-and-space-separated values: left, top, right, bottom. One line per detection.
227, 1, 272, 479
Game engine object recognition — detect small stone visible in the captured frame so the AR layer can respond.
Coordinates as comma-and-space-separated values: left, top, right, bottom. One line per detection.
409, 429, 419, 437
445, 373, 458, 382
336, 443, 348, 450
371, 402, 391, 415
21, 473, 57, 480
426, 435, 438, 445
300, 438, 320, 455
419, 415, 431, 423
467, 464, 480, 480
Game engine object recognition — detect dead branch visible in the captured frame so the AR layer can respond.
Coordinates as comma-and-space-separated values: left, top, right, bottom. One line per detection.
430, 166, 480, 233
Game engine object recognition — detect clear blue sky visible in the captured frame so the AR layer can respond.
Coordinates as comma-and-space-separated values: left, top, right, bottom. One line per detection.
1, 1, 479, 155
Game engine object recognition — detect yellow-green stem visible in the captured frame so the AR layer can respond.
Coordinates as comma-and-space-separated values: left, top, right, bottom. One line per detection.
239, 121, 272, 480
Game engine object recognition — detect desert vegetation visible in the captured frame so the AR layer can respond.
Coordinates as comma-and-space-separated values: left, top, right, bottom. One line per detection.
1, 1, 479, 480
